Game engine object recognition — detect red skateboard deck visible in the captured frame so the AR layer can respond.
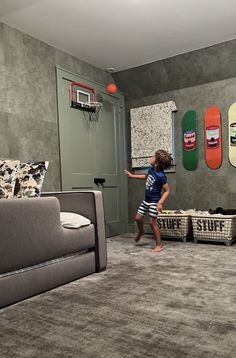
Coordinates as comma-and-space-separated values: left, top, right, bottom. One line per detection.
204, 106, 222, 170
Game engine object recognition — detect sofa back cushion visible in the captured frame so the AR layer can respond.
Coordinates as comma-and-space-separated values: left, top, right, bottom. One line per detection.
14, 161, 49, 198
0, 159, 20, 199
0, 197, 95, 274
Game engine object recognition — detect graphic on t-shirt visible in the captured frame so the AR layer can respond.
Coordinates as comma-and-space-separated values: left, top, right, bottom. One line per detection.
146, 174, 156, 191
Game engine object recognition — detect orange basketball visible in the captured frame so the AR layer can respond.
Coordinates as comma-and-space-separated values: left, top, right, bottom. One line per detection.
106, 83, 118, 94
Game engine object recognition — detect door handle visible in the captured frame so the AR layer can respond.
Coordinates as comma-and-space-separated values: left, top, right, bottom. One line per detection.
94, 178, 106, 185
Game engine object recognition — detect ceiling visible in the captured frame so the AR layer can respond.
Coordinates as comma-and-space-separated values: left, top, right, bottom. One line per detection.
1, 0, 236, 72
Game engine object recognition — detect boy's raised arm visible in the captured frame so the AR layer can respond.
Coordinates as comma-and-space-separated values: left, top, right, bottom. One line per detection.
124, 169, 147, 180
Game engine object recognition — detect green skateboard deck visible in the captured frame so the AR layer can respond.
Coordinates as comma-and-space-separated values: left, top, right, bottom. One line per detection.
182, 110, 198, 170
228, 103, 236, 167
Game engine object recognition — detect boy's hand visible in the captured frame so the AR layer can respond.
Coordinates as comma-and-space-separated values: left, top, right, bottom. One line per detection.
124, 169, 133, 178
157, 203, 163, 213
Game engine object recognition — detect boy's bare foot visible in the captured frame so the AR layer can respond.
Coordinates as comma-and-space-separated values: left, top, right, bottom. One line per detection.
135, 232, 144, 243
151, 245, 164, 253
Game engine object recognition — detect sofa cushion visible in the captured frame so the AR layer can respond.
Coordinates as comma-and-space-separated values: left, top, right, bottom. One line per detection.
0, 159, 20, 199
14, 161, 49, 198
60, 212, 91, 229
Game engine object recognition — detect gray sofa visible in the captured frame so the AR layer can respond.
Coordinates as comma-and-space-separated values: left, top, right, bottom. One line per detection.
0, 191, 107, 308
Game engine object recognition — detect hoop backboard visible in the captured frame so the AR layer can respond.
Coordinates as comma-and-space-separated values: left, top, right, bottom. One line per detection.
76, 89, 91, 105
70, 81, 96, 110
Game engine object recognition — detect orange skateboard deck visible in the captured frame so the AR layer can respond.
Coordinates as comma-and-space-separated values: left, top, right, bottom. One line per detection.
204, 106, 222, 170
228, 103, 236, 167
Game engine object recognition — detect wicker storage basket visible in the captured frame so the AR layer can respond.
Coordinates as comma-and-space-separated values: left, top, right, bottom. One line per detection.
191, 214, 236, 246
157, 213, 193, 242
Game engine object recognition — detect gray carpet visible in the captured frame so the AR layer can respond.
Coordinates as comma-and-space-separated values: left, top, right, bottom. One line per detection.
0, 235, 236, 358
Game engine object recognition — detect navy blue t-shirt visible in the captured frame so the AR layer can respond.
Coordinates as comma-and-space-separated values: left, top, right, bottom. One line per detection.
145, 166, 167, 203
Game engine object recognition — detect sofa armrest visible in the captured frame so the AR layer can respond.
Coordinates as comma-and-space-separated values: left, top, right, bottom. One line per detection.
42, 191, 107, 271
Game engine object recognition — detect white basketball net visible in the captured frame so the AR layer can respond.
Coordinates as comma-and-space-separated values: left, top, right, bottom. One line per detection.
88, 102, 102, 122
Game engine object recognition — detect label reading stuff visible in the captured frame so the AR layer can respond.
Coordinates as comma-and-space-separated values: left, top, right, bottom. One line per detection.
196, 219, 224, 232
157, 218, 182, 230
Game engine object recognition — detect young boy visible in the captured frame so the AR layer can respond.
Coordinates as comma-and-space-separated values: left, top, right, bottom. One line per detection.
124, 149, 172, 252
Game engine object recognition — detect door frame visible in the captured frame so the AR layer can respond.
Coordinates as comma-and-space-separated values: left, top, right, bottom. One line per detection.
56, 66, 129, 235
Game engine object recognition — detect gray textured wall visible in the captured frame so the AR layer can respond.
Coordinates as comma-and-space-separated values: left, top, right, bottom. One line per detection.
113, 39, 236, 100
0, 22, 113, 191
113, 40, 236, 222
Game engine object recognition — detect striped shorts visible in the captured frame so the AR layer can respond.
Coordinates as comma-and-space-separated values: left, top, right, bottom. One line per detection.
137, 200, 158, 218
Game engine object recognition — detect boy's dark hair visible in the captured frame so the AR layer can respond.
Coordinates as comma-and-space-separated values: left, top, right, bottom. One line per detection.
155, 149, 172, 170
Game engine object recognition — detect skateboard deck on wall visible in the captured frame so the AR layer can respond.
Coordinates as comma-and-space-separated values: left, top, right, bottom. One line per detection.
182, 110, 198, 170
228, 103, 236, 167
204, 106, 222, 170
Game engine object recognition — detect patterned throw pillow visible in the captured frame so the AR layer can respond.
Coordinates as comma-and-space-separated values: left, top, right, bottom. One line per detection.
0, 160, 20, 199
14, 161, 49, 198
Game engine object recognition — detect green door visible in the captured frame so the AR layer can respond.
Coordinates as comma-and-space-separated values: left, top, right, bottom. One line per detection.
56, 68, 127, 237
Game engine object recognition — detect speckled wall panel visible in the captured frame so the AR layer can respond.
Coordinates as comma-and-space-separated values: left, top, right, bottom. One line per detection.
0, 23, 113, 191
130, 101, 176, 168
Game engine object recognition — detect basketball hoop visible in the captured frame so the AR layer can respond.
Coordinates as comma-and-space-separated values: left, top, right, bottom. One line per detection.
88, 101, 102, 122
69, 81, 102, 122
